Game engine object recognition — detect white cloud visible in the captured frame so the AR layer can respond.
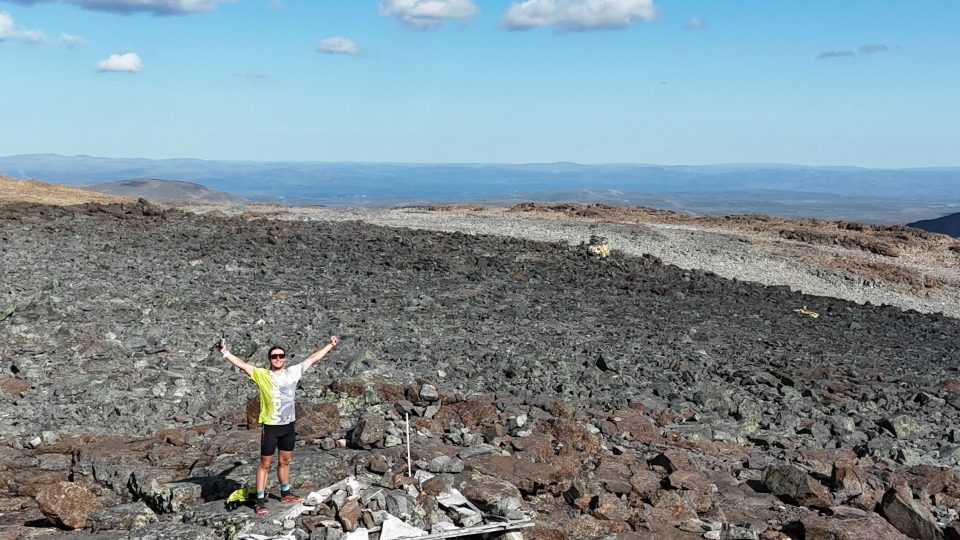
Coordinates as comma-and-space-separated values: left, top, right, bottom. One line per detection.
0, 12, 14, 39
379, 0, 479, 30
59, 33, 86, 47
317, 36, 360, 56
6, 0, 232, 16
18, 28, 48, 44
97, 52, 142, 72
684, 16, 705, 30
0, 11, 48, 44
502, 0, 657, 31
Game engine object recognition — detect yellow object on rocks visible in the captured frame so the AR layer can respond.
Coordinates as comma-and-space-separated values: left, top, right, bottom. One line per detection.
587, 244, 610, 257
793, 306, 819, 319
586, 235, 610, 257
225, 487, 256, 510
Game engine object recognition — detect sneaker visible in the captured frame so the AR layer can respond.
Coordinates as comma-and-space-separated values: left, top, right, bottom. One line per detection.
254, 497, 268, 515
280, 490, 304, 504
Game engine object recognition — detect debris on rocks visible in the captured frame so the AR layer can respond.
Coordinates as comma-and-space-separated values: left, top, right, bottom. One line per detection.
792, 305, 819, 318
240, 474, 533, 540
585, 234, 611, 257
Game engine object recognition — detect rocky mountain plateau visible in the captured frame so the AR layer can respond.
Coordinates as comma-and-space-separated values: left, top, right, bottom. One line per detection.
2, 183, 960, 540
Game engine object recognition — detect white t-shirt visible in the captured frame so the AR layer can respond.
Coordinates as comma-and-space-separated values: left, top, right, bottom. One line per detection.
250, 363, 305, 425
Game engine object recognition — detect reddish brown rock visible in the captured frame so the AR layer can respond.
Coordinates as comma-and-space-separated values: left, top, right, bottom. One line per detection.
154, 427, 188, 447
245, 395, 260, 429
592, 493, 637, 523
548, 418, 600, 454
800, 448, 858, 477
643, 494, 698, 526
668, 470, 713, 513
15, 471, 70, 497
833, 459, 882, 511
629, 469, 664, 502
331, 378, 366, 398
0, 377, 30, 395
595, 456, 637, 495
649, 449, 695, 473
937, 379, 960, 393
466, 454, 569, 494
34, 481, 102, 529
566, 514, 631, 538
798, 506, 910, 540
337, 499, 362, 531
298, 402, 341, 438
607, 409, 663, 444
377, 382, 406, 403
421, 474, 454, 496
667, 470, 710, 491
646, 489, 700, 526
905, 466, 960, 498
430, 404, 463, 429
449, 398, 497, 428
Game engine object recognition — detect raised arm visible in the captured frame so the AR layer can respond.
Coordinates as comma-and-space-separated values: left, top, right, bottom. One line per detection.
302, 336, 339, 371
218, 341, 255, 377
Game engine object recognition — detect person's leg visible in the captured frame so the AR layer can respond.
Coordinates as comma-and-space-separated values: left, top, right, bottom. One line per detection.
256, 455, 273, 493
277, 423, 303, 503
256, 425, 280, 515
277, 449, 293, 486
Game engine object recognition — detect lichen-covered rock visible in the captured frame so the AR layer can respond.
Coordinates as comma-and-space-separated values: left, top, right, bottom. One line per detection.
87, 501, 159, 532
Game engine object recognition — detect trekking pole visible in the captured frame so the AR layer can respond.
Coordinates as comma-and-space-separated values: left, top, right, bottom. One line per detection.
405, 413, 412, 477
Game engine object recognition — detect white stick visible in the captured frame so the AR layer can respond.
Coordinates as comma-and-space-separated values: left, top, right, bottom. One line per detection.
406, 412, 412, 477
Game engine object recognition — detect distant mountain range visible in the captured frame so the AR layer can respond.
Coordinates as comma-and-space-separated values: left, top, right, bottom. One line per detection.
2, 153, 959, 224
909, 212, 960, 238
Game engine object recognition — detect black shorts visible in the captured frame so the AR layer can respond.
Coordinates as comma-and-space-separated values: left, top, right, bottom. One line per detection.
261, 422, 296, 456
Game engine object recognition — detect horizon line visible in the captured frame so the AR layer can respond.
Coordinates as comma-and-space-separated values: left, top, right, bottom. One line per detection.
3, 153, 959, 171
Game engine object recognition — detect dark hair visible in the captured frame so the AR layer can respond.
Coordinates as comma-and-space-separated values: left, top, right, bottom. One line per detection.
267, 345, 286, 360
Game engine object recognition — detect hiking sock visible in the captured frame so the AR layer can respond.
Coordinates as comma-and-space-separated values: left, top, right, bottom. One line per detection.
256, 491, 265, 500
280, 483, 290, 493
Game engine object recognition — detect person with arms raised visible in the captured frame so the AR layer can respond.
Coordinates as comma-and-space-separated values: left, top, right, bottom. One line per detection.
219, 336, 339, 515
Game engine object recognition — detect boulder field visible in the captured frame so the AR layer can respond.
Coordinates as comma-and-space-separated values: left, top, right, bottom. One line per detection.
1, 200, 959, 539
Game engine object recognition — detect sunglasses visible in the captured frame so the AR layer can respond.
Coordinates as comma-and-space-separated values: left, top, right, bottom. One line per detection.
269, 353, 286, 360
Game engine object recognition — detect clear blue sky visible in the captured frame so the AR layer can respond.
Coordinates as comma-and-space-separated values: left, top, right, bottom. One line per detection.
1, 0, 957, 167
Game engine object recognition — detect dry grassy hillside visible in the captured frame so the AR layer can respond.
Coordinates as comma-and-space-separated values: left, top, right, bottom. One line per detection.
0, 175, 132, 205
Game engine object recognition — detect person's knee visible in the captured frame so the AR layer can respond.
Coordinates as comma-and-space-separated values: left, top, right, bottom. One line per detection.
258, 456, 274, 469
278, 452, 293, 467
